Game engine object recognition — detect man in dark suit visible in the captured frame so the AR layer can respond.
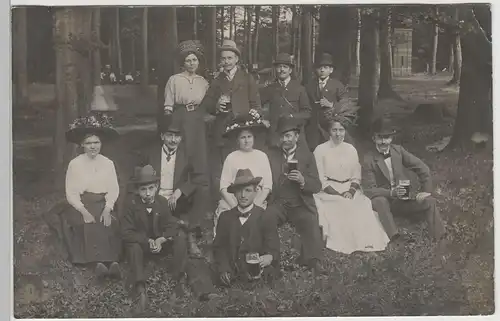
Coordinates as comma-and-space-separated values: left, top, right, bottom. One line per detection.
213, 168, 280, 287
199, 40, 267, 188
265, 116, 325, 274
138, 115, 209, 257
364, 118, 446, 243
261, 52, 311, 149
121, 165, 218, 311
305, 53, 352, 151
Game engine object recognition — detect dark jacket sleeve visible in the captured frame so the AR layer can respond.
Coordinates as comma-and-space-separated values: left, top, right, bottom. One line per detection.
261, 212, 280, 262
247, 73, 262, 112
399, 146, 433, 193
293, 86, 312, 121
212, 211, 232, 274
362, 155, 392, 199
121, 205, 149, 246
301, 151, 322, 195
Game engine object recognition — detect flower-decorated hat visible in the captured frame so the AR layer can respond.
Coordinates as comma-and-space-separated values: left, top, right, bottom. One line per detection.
177, 40, 204, 62
223, 110, 267, 138
65, 113, 119, 144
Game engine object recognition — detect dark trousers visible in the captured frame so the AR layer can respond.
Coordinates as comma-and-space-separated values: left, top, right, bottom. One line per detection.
265, 202, 323, 262
126, 229, 215, 297
160, 186, 209, 232
371, 196, 446, 240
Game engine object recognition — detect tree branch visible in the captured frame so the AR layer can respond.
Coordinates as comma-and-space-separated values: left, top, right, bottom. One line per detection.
471, 7, 492, 46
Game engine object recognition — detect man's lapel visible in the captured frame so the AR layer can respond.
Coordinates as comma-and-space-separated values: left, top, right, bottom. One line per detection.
133, 198, 150, 232
173, 145, 186, 187
230, 68, 245, 93
389, 146, 404, 182
375, 152, 392, 183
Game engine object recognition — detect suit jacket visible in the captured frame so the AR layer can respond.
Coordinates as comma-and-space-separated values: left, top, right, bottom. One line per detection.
261, 79, 312, 147
267, 143, 322, 214
121, 194, 179, 247
305, 76, 348, 150
363, 144, 433, 199
200, 68, 262, 146
212, 206, 280, 274
138, 140, 208, 198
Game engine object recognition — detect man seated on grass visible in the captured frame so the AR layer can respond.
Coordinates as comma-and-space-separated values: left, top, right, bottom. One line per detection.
212, 168, 280, 287
121, 165, 218, 312
364, 118, 447, 244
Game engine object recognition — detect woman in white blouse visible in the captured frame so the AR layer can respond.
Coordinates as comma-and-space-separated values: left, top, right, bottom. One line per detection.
63, 114, 122, 277
213, 113, 272, 236
313, 115, 389, 254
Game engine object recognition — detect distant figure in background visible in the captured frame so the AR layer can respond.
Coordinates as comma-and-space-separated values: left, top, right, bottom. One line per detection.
109, 72, 117, 84
261, 53, 311, 149
305, 53, 352, 151
61, 114, 122, 278
364, 118, 447, 244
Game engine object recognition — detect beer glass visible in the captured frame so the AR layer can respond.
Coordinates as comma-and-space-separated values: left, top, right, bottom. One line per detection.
287, 159, 298, 173
245, 252, 261, 280
219, 94, 231, 113
399, 180, 411, 200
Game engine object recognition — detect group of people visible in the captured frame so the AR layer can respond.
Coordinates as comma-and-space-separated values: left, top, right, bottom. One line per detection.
48, 38, 447, 312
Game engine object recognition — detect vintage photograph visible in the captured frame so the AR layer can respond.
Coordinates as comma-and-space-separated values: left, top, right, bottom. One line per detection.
12, 4, 493, 318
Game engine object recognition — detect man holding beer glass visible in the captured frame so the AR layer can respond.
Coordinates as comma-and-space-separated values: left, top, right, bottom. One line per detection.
212, 169, 280, 287
364, 118, 446, 243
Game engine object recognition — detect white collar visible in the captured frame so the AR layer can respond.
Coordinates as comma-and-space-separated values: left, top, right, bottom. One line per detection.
237, 203, 254, 214
319, 77, 329, 85
225, 66, 238, 79
279, 77, 291, 87
283, 144, 297, 156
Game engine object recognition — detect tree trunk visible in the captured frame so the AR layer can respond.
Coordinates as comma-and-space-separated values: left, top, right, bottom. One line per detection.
12, 7, 29, 107
295, 7, 302, 76
318, 6, 354, 85
91, 8, 101, 85
358, 10, 380, 135
218, 6, 224, 45
378, 7, 399, 99
142, 7, 149, 85
131, 37, 136, 73
229, 6, 234, 40
430, 6, 439, 75
272, 6, 279, 60
53, 8, 94, 186
449, 7, 492, 148
115, 8, 123, 75
193, 7, 198, 40
301, 6, 312, 85
290, 5, 297, 55
203, 7, 217, 75
245, 6, 252, 67
311, 14, 316, 61
448, 41, 454, 73
252, 6, 261, 68
448, 8, 462, 85
355, 8, 361, 76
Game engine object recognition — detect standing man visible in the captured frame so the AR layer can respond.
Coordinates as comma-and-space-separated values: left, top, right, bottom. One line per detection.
199, 40, 267, 191
261, 53, 312, 149
265, 116, 325, 275
364, 118, 447, 243
305, 53, 351, 151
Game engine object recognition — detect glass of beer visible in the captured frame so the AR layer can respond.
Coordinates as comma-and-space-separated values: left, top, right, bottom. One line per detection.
399, 180, 411, 200
288, 159, 298, 173
245, 252, 261, 280
219, 94, 231, 113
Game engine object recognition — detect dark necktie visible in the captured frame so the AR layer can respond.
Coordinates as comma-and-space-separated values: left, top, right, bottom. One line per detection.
164, 147, 176, 162
381, 152, 391, 160
238, 208, 251, 218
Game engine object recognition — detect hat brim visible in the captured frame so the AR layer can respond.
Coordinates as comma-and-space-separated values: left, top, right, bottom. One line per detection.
222, 123, 267, 138
218, 47, 241, 57
130, 176, 160, 186
273, 61, 295, 67
66, 127, 119, 144
227, 177, 262, 194
373, 129, 398, 137
278, 125, 301, 135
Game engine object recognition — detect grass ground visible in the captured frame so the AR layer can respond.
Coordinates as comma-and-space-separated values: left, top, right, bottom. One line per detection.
13, 75, 494, 317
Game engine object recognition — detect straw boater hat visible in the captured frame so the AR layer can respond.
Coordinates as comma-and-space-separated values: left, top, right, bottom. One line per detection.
276, 115, 302, 134
223, 111, 266, 138
65, 113, 119, 144
177, 40, 204, 62
227, 168, 262, 194
218, 39, 241, 57
314, 53, 335, 68
371, 117, 398, 137
130, 164, 160, 186
273, 53, 295, 67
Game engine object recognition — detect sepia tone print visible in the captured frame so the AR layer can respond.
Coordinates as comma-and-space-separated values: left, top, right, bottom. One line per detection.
12, 4, 493, 318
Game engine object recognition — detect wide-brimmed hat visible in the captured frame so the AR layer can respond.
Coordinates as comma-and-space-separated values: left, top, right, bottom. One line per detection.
218, 39, 241, 57
273, 53, 295, 67
276, 115, 301, 134
223, 111, 266, 138
227, 168, 262, 194
372, 117, 398, 137
178, 40, 204, 61
130, 164, 160, 186
158, 115, 182, 135
314, 53, 335, 68
65, 113, 119, 144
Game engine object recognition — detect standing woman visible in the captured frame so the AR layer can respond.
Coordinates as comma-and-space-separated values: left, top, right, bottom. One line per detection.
63, 114, 122, 277
163, 40, 209, 168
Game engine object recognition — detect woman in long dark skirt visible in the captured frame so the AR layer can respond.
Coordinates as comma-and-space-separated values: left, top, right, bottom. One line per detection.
62, 114, 122, 278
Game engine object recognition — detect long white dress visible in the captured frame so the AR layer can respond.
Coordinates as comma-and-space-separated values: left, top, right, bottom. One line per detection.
313, 141, 389, 254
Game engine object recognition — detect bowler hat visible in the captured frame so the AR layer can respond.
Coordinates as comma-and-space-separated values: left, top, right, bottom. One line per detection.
372, 117, 398, 137
314, 53, 335, 68
158, 115, 182, 134
273, 53, 295, 67
276, 115, 301, 134
130, 164, 160, 186
227, 168, 262, 194
218, 39, 241, 57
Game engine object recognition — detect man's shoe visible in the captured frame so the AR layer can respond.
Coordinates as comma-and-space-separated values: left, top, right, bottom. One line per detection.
95, 263, 108, 278
108, 262, 122, 279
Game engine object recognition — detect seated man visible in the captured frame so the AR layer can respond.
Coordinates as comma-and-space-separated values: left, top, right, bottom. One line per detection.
264, 116, 325, 275
121, 165, 218, 312
213, 169, 280, 287
364, 118, 446, 243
